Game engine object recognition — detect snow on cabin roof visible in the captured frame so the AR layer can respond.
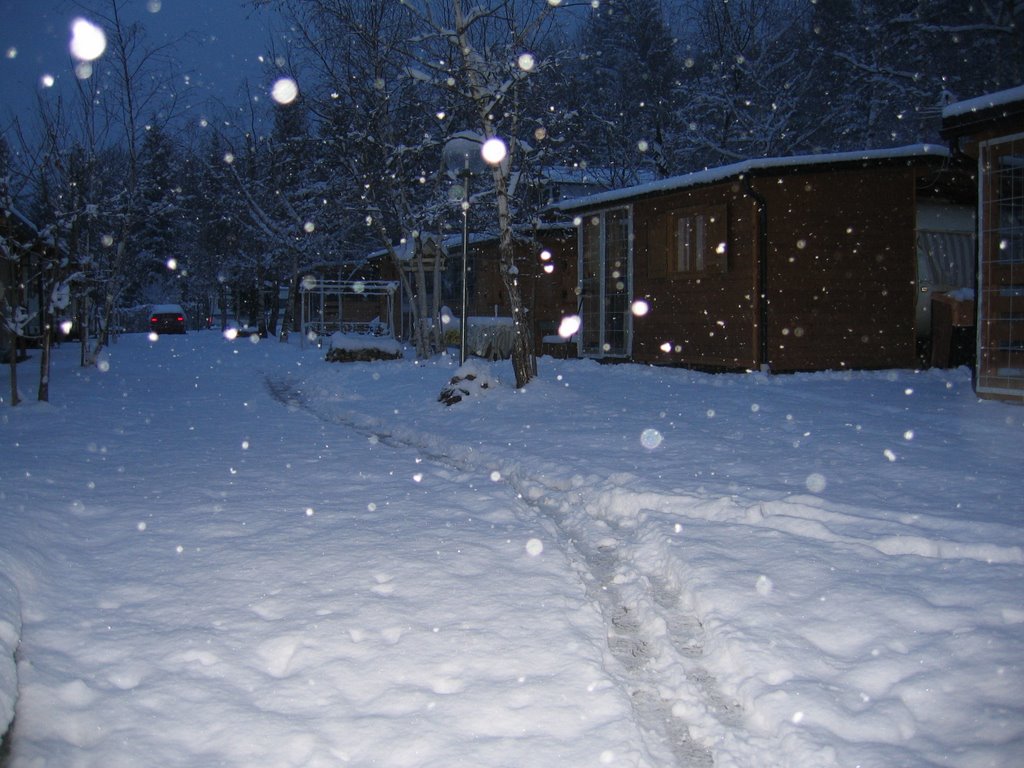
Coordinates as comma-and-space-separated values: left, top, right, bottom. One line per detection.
942, 84, 1024, 119
553, 144, 950, 212
541, 165, 655, 187
367, 232, 492, 262
366, 221, 575, 262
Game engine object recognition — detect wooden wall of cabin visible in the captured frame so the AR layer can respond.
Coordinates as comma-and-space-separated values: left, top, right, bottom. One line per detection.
465, 232, 577, 354
465, 241, 505, 318
630, 185, 761, 369
755, 166, 918, 372
522, 232, 578, 351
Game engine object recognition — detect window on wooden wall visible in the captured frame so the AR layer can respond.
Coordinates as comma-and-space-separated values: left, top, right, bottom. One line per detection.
649, 204, 728, 277
676, 214, 704, 272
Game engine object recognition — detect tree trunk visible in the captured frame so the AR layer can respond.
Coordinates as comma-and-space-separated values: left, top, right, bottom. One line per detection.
279, 265, 299, 343
79, 295, 89, 367
390, 252, 422, 355
219, 283, 228, 331
5, 324, 19, 407
98, 294, 114, 351
431, 247, 443, 354
255, 272, 268, 337
37, 316, 52, 403
378, 221, 429, 359
267, 290, 280, 337
449, 0, 536, 387
3, 267, 23, 406
491, 167, 536, 388
413, 241, 433, 358
91, 238, 129, 364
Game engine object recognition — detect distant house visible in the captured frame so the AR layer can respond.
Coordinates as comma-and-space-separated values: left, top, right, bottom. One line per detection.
462, 224, 579, 355
521, 165, 652, 207
942, 85, 1024, 404
0, 204, 46, 358
553, 145, 975, 372
368, 222, 581, 354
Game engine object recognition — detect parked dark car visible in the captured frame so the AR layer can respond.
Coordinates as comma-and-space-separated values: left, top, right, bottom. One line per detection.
149, 304, 187, 335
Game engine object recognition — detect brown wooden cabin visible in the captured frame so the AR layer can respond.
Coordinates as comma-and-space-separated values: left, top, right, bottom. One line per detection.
377, 225, 578, 355
554, 145, 974, 372
942, 86, 1024, 404
462, 225, 578, 354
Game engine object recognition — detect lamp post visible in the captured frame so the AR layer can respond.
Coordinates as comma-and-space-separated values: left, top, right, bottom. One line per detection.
442, 131, 508, 365
443, 131, 488, 365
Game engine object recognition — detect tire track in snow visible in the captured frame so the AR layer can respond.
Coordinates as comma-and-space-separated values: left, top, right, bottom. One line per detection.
266, 375, 731, 766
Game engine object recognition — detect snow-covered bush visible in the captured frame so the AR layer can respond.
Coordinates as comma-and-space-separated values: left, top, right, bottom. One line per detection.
325, 333, 403, 363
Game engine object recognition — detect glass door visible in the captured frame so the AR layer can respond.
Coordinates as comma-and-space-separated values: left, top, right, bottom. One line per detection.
579, 207, 631, 357
978, 133, 1024, 400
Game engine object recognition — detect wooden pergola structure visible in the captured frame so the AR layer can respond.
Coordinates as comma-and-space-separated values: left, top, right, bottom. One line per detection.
298, 279, 399, 347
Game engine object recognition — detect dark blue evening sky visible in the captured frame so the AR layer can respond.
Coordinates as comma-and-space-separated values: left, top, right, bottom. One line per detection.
1, 0, 277, 125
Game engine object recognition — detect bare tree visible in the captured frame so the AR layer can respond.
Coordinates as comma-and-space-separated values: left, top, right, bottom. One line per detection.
82, 1, 185, 360
571, 0, 682, 178
1, 142, 27, 406
400, 0, 571, 387
1, 97, 100, 402
674, 0, 820, 165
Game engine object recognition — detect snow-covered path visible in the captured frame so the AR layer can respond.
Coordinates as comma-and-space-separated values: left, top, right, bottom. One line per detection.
2, 332, 1023, 767
273, 341, 1024, 767
271, 373, 717, 767
0, 336, 651, 766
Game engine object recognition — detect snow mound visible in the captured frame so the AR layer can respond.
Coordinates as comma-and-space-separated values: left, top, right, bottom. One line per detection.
325, 333, 403, 362
438, 360, 500, 405
0, 571, 19, 739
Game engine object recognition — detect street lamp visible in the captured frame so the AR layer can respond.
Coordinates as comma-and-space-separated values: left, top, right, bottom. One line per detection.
442, 131, 507, 365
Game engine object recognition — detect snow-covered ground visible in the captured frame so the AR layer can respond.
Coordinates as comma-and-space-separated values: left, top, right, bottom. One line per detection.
1, 332, 1021, 767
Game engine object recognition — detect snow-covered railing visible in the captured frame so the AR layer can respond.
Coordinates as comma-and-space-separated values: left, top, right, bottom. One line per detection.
299, 279, 398, 348
302, 319, 391, 339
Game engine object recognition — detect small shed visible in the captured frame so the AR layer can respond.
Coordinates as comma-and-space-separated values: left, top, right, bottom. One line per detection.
456, 225, 578, 355
555, 145, 974, 372
373, 224, 577, 357
942, 85, 1024, 404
